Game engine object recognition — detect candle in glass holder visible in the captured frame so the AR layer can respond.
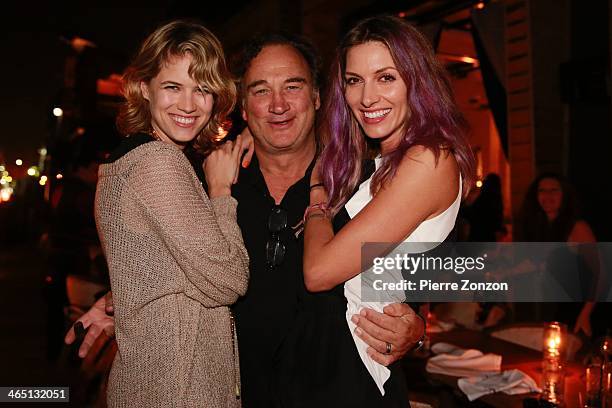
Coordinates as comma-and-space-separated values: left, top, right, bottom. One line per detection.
543, 322, 564, 361
542, 361, 565, 406
585, 363, 602, 408
541, 322, 566, 405
603, 363, 611, 408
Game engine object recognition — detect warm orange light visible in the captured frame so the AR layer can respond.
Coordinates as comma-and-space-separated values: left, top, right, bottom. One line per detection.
0, 188, 13, 202
459, 56, 478, 65
438, 53, 480, 68
97, 74, 122, 96
547, 336, 561, 351
71, 36, 97, 53
475, 2, 485, 9
217, 126, 228, 139
543, 322, 563, 360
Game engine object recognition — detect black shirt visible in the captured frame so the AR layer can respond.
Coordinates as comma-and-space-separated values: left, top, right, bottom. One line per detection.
231, 156, 379, 407
231, 154, 315, 407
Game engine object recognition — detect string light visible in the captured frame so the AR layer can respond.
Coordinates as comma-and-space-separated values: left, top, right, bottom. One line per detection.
0, 187, 13, 202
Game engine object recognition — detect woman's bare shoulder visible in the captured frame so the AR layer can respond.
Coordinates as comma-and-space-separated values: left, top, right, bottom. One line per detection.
399, 146, 458, 180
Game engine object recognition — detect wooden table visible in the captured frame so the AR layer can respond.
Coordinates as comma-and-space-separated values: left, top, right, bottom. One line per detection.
404, 329, 585, 407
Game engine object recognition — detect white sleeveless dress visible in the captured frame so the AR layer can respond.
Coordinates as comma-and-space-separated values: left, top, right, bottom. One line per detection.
343, 157, 462, 394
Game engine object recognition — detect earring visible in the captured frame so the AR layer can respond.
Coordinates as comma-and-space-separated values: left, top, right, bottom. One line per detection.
150, 128, 161, 141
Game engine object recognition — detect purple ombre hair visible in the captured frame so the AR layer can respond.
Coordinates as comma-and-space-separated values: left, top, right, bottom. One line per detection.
318, 15, 475, 214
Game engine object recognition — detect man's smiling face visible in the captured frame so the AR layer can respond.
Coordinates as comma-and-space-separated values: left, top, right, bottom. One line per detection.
242, 44, 320, 155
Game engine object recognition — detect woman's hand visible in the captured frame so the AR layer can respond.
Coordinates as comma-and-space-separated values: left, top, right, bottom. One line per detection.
204, 136, 243, 198
239, 127, 255, 169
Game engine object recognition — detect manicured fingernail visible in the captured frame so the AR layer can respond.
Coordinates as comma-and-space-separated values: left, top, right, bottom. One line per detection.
242, 161, 249, 168
360, 309, 367, 317
355, 327, 362, 336
351, 315, 359, 324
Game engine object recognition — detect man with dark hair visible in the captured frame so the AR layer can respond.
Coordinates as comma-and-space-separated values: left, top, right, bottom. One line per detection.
233, 32, 322, 94
66, 32, 425, 406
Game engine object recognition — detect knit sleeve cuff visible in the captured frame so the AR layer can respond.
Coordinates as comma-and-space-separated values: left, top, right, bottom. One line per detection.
210, 195, 238, 218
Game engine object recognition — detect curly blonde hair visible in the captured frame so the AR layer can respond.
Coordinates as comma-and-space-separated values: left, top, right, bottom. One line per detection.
117, 20, 236, 155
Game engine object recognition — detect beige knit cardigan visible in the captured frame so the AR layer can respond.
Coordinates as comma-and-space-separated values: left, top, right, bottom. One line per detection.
95, 141, 249, 407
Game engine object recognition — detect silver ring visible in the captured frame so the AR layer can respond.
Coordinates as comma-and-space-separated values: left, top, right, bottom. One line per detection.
385, 342, 392, 355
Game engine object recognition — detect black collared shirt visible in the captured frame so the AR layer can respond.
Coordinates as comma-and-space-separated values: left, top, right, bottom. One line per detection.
231, 154, 315, 407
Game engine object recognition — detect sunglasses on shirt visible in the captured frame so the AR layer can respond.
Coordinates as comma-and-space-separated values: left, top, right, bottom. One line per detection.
266, 206, 305, 267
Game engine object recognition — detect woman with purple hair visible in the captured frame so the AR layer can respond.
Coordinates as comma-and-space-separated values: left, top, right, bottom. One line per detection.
274, 15, 474, 407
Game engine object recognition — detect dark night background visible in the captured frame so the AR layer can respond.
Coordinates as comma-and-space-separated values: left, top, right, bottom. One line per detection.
0, 1, 611, 406
2, 1, 213, 166
1, 0, 610, 238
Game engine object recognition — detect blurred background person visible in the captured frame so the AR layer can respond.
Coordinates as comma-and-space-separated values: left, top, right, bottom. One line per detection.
460, 173, 509, 331
462, 173, 507, 242
518, 173, 593, 243
43, 138, 108, 361
516, 173, 605, 338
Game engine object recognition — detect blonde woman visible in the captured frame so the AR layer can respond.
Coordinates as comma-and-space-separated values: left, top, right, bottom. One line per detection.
95, 21, 248, 407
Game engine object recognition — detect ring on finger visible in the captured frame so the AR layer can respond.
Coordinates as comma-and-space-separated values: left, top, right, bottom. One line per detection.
385, 341, 392, 355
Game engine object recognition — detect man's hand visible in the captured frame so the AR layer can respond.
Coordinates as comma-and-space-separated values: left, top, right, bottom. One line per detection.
351, 302, 424, 366
65, 291, 116, 358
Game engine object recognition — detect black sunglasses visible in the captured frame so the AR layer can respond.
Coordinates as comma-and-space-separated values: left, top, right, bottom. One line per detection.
266, 206, 288, 267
